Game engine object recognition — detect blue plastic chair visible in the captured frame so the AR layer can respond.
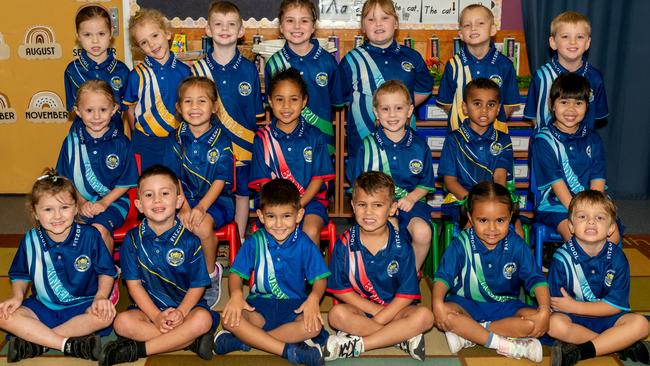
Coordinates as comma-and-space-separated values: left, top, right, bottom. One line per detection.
532, 223, 562, 268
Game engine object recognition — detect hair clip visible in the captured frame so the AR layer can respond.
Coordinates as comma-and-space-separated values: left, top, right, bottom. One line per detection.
36, 174, 61, 182
457, 196, 469, 210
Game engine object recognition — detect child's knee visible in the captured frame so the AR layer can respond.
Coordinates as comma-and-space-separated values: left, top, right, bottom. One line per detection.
624, 313, 650, 339
414, 307, 435, 331
327, 305, 349, 328
548, 314, 571, 338
188, 309, 213, 334
409, 220, 431, 241
113, 313, 131, 335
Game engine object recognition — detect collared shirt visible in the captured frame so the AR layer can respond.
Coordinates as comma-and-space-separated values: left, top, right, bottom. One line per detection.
121, 219, 210, 309
56, 118, 138, 219
64, 50, 130, 112
435, 228, 547, 302
532, 123, 606, 214
265, 39, 344, 154
327, 223, 420, 305
9, 223, 117, 310
339, 41, 433, 164
437, 44, 520, 131
524, 55, 608, 131
230, 228, 330, 300
439, 120, 514, 190
191, 49, 264, 165
124, 53, 191, 137
548, 237, 630, 311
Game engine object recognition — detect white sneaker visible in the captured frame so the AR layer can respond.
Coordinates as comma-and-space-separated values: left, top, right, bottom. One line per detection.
445, 331, 475, 354
395, 333, 426, 361
322, 333, 363, 361
496, 337, 543, 363
204, 261, 223, 309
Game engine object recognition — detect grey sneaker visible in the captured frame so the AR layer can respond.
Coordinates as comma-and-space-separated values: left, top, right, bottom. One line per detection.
396, 333, 426, 361
204, 261, 223, 309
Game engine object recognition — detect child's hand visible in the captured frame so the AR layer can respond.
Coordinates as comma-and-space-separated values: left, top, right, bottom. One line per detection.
189, 206, 207, 231
432, 302, 458, 332
165, 308, 184, 328
91, 201, 108, 216
81, 201, 95, 218
178, 210, 192, 229
90, 297, 116, 323
154, 308, 176, 333
295, 298, 323, 333
522, 307, 550, 337
0, 297, 22, 319
551, 288, 577, 313
222, 296, 254, 328
397, 197, 415, 213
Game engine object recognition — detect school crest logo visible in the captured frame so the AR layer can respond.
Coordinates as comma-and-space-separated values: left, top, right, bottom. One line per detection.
166, 248, 185, 267
110, 76, 123, 91
74, 255, 91, 272
18, 25, 62, 60
25, 91, 68, 123
0, 93, 17, 124
315, 72, 328, 87
106, 154, 119, 169
0, 33, 10, 60
503, 262, 517, 279
589, 89, 594, 103
490, 142, 503, 156
207, 148, 220, 164
238, 82, 252, 96
387, 260, 399, 277
586, 145, 592, 158
409, 159, 423, 174
401, 61, 413, 72
604, 269, 615, 287
303, 146, 313, 162
489, 75, 503, 87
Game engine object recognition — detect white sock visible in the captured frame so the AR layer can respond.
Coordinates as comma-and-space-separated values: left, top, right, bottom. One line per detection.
60, 338, 68, 352
485, 333, 503, 349
209, 269, 217, 279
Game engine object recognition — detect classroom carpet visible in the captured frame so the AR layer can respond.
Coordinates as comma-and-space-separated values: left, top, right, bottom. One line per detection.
0, 234, 648, 365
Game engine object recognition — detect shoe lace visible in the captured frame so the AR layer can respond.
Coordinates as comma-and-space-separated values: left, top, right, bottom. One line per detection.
337, 338, 361, 358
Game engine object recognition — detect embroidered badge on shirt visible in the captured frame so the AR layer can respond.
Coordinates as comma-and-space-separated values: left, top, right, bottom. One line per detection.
401, 61, 413, 72
315, 72, 328, 87
387, 260, 399, 277
74, 255, 91, 272
207, 147, 220, 164
503, 262, 517, 279
409, 159, 423, 174
166, 248, 185, 267
106, 154, 120, 169
303, 146, 313, 162
239, 82, 252, 96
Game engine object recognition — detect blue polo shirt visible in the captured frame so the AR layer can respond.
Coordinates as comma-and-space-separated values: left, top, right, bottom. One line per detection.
56, 118, 138, 219
264, 39, 344, 154
327, 223, 420, 305
64, 50, 130, 112
524, 55, 608, 131
439, 120, 514, 190
123, 53, 191, 137
437, 44, 520, 131
548, 237, 630, 311
191, 50, 264, 165
351, 127, 434, 200
230, 228, 330, 300
249, 118, 335, 205
435, 228, 547, 302
339, 41, 433, 165
531, 123, 606, 214
121, 219, 210, 309
9, 223, 117, 310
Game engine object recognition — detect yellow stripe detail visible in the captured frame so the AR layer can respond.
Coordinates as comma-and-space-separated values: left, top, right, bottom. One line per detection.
183, 163, 212, 185
134, 63, 179, 137
172, 226, 185, 247
215, 97, 255, 148
137, 259, 187, 293
233, 143, 252, 165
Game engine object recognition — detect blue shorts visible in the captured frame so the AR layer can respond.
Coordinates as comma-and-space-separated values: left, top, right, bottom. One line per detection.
303, 199, 329, 226
83, 204, 125, 235
235, 165, 253, 197
566, 312, 627, 334
441, 202, 463, 222
446, 294, 533, 322
187, 196, 235, 229
131, 129, 168, 171
396, 201, 433, 235
21, 297, 111, 336
247, 297, 304, 331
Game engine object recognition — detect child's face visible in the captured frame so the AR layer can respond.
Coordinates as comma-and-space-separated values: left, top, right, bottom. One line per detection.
206, 12, 244, 48
75, 91, 118, 138
77, 17, 112, 62
257, 204, 304, 243
550, 22, 591, 65
352, 187, 397, 234
362, 5, 397, 48
133, 21, 171, 63
177, 85, 217, 130
34, 192, 77, 242
569, 202, 615, 246
268, 80, 307, 129
373, 91, 413, 135
280, 5, 315, 48
467, 199, 512, 249
459, 8, 496, 48
462, 87, 500, 134
135, 175, 183, 228
551, 97, 586, 134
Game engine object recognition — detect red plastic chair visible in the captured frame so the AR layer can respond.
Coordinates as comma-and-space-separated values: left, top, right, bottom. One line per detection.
215, 221, 241, 265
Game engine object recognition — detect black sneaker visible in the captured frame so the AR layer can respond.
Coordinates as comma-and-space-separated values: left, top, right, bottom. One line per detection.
187, 332, 214, 360
7, 337, 45, 363
552, 341, 581, 366
99, 339, 139, 366
63, 334, 101, 360
619, 340, 650, 364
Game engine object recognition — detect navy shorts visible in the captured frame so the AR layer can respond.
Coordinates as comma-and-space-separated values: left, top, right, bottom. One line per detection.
22, 297, 90, 328
303, 199, 329, 226
446, 294, 533, 322
187, 196, 235, 229
235, 165, 253, 197
397, 201, 433, 235
83, 204, 125, 235
131, 129, 168, 171
441, 202, 463, 222
247, 297, 305, 331
567, 312, 627, 334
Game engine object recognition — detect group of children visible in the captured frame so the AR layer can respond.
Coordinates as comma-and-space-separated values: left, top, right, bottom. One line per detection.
0, 1, 649, 366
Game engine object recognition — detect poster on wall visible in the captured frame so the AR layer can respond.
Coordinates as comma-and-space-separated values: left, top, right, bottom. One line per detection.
18, 25, 63, 60
0, 93, 17, 124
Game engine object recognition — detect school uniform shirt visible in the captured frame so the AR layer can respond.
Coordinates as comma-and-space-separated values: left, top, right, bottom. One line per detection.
524, 55, 608, 131
64, 50, 130, 112
548, 237, 630, 311
249, 118, 335, 206
339, 41, 433, 164
230, 228, 330, 300
437, 44, 520, 132
56, 118, 138, 218
9, 223, 117, 310
351, 127, 434, 200
123, 53, 191, 137
121, 219, 210, 309
436, 227, 546, 302
438, 120, 514, 191
532, 122, 606, 214
264, 39, 344, 154
191, 49, 264, 165
327, 223, 420, 305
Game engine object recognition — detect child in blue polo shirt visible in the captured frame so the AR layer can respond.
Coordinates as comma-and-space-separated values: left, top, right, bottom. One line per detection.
350, 80, 434, 270
433, 182, 549, 362
165, 76, 235, 309
339, 0, 433, 178
214, 179, 329, 366
192, 1, 265, 238
548, 191, 650, 366
124, 8, 191, 170
250, 68, 335, 245
531, 73, 621, 243
324, 171, 434, 361
524, 11, 608, 131
0, 169, 117, 363
265, 0, 344, 155
437, 4, 520, 132
99, 166, 219, 366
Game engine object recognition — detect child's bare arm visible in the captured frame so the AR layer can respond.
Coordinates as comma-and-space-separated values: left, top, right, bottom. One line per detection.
126, 105, 135, 130
398, 187, 429, 213
493, 168, 507, 187
550, 180, 573, 209
222, 273, 254, 328
296, 278, 326, 332
334, 291, 383, 317
443, 175, 469, 201
432, 281, 457, 331
300, 178, 324, 208
176, 287, 205, 319
504, 105, 518, 120
414, 94, 429, 107
0, 281, 30, 319
94, 187, 130, 215
522, 285, 551, 337
551, 287, 621, 317
590, 179, 606, 192
126, 280, 162, 322
90, 275, 116, 322
372, 296, 412, 325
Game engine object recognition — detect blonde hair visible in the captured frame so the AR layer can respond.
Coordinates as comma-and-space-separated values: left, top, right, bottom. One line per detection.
208, 1, 243, 24
372, 80, 412, 108
75, 80, 116, 108
459, 4, 494, 25
28, 168, 78, 226
550, 11, 591, 36
568, 190, 617, 223
128, 8, 169, 49
361, 0, 398, 23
